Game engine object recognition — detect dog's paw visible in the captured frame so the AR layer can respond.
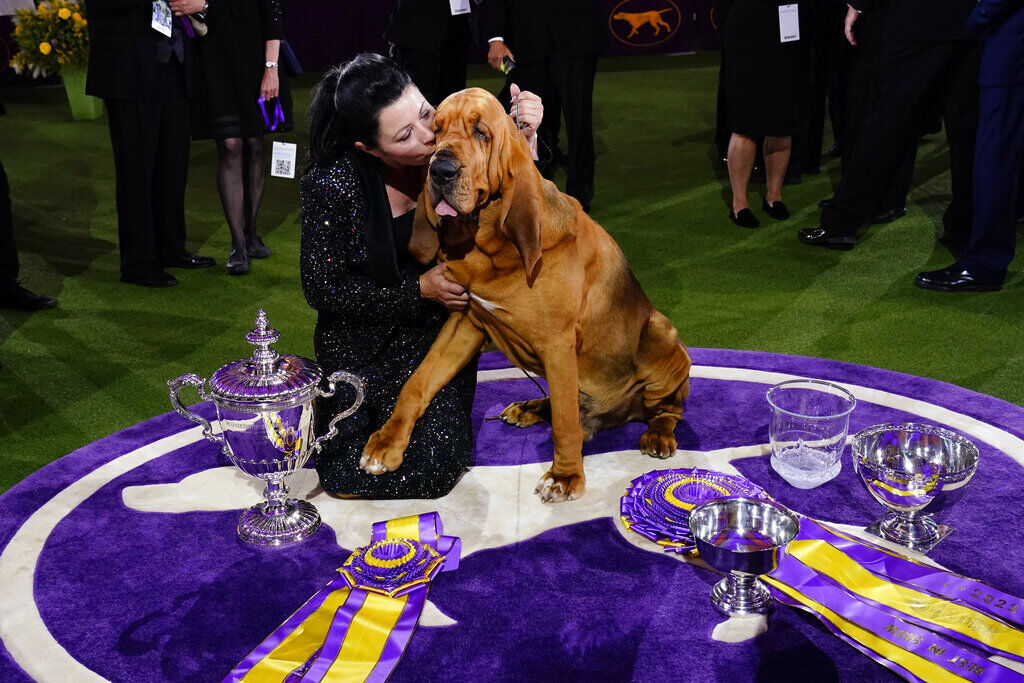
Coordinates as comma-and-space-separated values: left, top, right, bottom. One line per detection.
534, 470, 585, 503
360, 429, 406, 475
639, 429, 677, 459
499, 398, 550, 428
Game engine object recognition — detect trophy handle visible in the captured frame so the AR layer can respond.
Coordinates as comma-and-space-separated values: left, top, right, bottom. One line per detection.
312, 370, 365, 453
168, 373, 229, 453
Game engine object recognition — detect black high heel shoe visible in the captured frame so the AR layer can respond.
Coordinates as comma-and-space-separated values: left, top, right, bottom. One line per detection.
227, 249, 250, 276
762, 199, 790, 220
729, 208, 760, 228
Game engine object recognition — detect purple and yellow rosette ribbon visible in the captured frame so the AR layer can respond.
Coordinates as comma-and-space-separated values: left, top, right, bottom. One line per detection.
620, 468, 771, 553
224, 512, 460, 683
765, 520, 1024, 682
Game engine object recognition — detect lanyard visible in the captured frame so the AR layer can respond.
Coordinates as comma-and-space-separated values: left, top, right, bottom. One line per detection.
257, 96, 284, 132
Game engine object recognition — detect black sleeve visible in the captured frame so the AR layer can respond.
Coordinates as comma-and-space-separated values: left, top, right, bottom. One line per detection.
300, 166, 425, 324
485, 0, 509, 39
259, 0, 284, 41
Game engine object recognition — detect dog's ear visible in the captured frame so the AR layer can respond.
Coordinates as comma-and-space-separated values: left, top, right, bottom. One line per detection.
496, 113, 543, 286
408, 188, 441, 265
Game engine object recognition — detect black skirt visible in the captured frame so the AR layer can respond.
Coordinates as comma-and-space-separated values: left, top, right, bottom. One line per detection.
722, 0, 810, 137
191, 0, 290, 140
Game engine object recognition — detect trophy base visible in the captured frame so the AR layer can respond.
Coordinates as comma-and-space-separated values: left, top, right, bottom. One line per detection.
711, 575, 773, 616
238, 498, 322, 547
865, 513, 953, 554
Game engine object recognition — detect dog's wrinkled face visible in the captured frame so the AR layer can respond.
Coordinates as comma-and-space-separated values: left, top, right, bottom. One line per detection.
426, 87, 519, 218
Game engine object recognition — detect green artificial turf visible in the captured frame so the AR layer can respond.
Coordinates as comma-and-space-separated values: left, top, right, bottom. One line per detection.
1, 52, 1021, 494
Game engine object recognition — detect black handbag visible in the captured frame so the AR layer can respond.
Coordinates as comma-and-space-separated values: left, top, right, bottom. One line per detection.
279, 39, 303, 78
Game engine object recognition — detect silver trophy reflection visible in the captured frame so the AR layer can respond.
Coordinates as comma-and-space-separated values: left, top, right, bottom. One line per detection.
168, 310, 363, 547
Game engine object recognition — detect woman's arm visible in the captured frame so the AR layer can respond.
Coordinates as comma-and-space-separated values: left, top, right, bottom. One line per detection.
300, 168, 425, 323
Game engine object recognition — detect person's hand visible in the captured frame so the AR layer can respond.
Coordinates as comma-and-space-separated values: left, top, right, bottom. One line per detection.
844, 5, 860, 46
168, 0, 204, 17
260, 67, 280, 100
509, 84, 542, 159
487, 40, 514, 71
419, 262, 469, 312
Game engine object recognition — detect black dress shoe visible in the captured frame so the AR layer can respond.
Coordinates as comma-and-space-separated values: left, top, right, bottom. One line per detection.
762, 198, 790, 220
164, 251, 216, 269
730, 208, 760, 228
246, 236, 271, 259
914, 264, 1003, 292
798, 226, 857, 250
0, 283, 58, 311
227, 249, 250, 276
869, 207, 907, 225
121, 269, 179, 287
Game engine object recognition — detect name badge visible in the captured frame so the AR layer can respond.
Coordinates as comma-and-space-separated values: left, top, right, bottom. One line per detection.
271, 141, 297, 179
151, 0, 173, 37
449, 0, 470, 16
779, 3, 800, 43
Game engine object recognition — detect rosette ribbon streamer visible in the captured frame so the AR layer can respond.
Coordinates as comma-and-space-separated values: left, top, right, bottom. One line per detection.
224, 512, 460, 682
765, 519, 1024, 682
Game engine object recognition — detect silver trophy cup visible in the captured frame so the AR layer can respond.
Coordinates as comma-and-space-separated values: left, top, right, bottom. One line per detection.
851, 422, 978, 553
168, 310, 363, 547
689, 498, 800, 616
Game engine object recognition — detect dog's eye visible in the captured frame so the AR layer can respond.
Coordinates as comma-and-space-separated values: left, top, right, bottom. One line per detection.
474, 127, 489, 142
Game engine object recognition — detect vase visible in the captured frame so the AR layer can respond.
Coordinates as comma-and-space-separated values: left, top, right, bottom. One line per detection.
60, 67, 103, 121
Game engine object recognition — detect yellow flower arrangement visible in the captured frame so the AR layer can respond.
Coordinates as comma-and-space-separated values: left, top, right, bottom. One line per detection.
10, 0, 89, 78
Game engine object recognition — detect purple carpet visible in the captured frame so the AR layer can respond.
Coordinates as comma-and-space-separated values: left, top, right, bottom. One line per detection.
1, 348, 1022, 682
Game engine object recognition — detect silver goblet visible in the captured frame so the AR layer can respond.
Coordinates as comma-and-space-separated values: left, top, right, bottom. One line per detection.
851, 423, 978, 553
168, 310, 364, 547
689, 498, 800, 616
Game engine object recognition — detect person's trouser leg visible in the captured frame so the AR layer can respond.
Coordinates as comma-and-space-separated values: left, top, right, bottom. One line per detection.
152, 63, 191, 265
0, 159, 19, 286
105, 96, 161, 279
821, 42, 954, 235
549, 50, 597, 210
962, 83, 1024, 275
939, 42, 981, 241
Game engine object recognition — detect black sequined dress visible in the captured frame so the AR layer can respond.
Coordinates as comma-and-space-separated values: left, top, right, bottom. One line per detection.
299, 153, 478, 499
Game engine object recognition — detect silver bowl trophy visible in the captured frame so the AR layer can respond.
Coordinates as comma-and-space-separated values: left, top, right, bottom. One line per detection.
168, 310, 364, 547
688, 498, 800, 616
851, 422, 978, 553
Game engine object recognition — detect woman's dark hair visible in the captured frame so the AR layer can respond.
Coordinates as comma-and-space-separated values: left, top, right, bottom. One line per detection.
305, 53, 413, 171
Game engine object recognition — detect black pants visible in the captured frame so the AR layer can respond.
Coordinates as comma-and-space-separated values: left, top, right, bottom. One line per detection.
104, 63, 191, 279
393, 17, 472, 107
0, 159, 18, 286
822, 40, 981, 235
792, 0, 844, 175
962, 83, 1024, 275
508, 46, 597, 210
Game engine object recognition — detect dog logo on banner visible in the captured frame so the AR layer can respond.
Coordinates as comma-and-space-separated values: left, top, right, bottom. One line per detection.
610, 0, 681, 47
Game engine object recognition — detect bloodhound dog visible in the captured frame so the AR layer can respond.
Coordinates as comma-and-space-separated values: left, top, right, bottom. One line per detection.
360, 87, 692, 503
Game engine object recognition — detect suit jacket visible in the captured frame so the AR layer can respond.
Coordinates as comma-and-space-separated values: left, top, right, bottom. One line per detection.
486, 0, 605, 65
848, 0, 977, 41
386, 0, 480, 52
968, 0, 1024, 84
85, 0, 194, 100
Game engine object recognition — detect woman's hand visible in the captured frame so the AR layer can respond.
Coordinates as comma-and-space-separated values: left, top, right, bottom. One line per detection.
260, 67, 280, 100
168, 0, 204, 16
419, 262, 469, 312
509, 83, 543, 159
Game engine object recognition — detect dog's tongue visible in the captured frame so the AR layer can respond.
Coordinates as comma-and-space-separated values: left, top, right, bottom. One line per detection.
435, 199, 458, 217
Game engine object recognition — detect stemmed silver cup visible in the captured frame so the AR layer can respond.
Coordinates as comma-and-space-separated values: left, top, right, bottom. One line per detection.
851, 423, 978, 553
689, 498, 800, 616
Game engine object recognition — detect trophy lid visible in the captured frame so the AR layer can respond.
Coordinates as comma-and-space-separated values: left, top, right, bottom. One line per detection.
208, 310, 322, 407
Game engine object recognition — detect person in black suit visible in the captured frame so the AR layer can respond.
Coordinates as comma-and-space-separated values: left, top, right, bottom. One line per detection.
486, 0, 604, 212
85, 0, 215, 287
386, 0, 480, 107
798, 0, 981, 250
915, 0, 1024, 291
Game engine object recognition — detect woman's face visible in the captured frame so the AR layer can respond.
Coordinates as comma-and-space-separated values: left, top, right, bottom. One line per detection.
358, 84, 437, 168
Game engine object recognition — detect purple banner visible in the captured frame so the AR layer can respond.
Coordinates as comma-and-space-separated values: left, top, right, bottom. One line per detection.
770, 555, 1022, 682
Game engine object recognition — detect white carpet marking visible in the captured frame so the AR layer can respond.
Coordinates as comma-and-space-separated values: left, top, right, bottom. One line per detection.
2, 364, 1023, 679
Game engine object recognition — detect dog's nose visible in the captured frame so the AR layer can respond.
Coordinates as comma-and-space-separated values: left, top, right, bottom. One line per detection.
430, 156, 459, 185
